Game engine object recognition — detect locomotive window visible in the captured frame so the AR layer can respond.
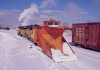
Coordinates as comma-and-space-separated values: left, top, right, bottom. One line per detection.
48, 22, 53, 25
55, 22, 59, 25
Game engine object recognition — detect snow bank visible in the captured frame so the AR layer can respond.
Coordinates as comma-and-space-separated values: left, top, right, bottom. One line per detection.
0, 31, 18, 70
0, 32, 16, 42
0, 29, 100, 70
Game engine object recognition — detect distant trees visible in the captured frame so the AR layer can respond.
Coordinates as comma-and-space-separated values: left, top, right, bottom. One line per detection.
5, 27, 10, 30
0, 25, 10, 30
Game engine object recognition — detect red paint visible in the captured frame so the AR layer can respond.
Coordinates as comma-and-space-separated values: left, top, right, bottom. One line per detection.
72, 22, 100, 50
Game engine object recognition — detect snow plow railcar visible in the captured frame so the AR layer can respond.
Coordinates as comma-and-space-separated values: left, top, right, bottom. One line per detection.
18, 19, 77, 62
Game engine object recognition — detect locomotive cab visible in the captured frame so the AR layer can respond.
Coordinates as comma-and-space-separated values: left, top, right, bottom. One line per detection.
43, 19, 62, 27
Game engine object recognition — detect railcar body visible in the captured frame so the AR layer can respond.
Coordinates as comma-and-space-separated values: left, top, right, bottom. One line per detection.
72, 22, 100, 51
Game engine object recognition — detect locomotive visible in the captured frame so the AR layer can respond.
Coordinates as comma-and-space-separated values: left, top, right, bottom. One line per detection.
18, 19, 77, 62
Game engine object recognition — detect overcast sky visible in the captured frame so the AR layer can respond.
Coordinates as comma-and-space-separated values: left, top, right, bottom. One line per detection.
0, 0, 100, 27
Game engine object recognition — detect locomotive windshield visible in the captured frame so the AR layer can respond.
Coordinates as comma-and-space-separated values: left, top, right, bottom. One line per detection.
48, 22, 59, 25
55, 22, 59, 25
48, 22, 53, 25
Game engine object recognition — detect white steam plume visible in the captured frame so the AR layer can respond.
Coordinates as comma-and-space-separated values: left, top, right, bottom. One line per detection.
19, 3, 39, 26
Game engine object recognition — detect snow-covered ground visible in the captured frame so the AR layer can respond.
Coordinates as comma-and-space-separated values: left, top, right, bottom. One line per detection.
0, 29, 100, 70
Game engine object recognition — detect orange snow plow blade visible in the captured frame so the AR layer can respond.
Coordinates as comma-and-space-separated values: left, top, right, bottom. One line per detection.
33, 27, 77, 62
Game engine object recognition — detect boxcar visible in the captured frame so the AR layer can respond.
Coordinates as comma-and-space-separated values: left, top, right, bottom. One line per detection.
72, 22, 100, 51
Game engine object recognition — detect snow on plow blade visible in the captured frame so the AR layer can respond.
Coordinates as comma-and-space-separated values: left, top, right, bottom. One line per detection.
51, 42, 77, 62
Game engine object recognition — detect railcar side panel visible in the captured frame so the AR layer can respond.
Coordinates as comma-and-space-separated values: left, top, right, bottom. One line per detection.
72, 23, 100, 50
